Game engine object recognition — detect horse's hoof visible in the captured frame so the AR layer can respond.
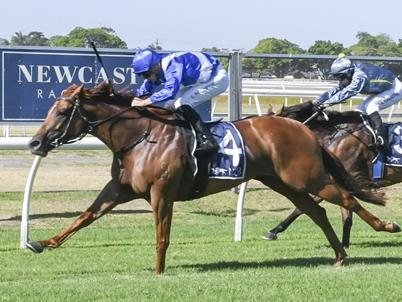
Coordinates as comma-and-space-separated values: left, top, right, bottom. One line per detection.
392, 221, 401, 232
26, 241, 44, 253
261, 232, 278, 240
335, 258, 346, 268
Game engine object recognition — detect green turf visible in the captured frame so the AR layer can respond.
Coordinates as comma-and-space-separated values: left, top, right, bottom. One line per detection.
1, 188, 402, 302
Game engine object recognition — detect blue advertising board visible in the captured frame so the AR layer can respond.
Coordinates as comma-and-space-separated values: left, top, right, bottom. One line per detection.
0, 46, 211, 122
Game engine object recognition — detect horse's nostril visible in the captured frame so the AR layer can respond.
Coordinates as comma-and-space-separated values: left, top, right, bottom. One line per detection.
29, 140, 41, 149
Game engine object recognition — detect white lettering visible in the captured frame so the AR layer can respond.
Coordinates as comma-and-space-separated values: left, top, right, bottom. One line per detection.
37, 89, 43, 99
95, 68, 108, 84
37, 65, 51, 83
48, 89, 57, 99
78, 66, 92, 84
53, 66, 78, 83
18, 65, 34, 83
17, 64, 136, 85
113, 67, 126, 84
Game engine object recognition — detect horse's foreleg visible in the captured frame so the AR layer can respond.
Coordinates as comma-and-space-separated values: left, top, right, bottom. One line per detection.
262, 208, 303, 240
27, 180, 136, 253
150, 189, 174, 275
262, 195, 323, 240
341, 208, 353, 249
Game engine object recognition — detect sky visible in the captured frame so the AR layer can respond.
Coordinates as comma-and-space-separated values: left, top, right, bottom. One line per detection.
2, 0, 401, 52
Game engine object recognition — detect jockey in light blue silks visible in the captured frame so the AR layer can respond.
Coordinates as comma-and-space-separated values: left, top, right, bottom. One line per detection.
314, 54, 402, 150
131, 48, 229, 153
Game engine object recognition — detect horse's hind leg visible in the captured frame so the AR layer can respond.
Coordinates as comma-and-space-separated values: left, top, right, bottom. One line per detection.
261, 178, 347, 266
27, 180, 136, 253
317, 185, 401, 234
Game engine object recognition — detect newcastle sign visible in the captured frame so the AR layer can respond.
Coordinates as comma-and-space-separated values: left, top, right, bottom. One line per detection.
0, 46, 138, 122
0, 46, 211, 123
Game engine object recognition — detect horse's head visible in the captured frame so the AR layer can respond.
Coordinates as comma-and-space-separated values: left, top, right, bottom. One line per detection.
276, 101, 316, 123
29, 84, 89, 157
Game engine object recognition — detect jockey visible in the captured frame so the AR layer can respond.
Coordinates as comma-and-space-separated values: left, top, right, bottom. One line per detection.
313, 54, 402, 150
131, 48, 229, 153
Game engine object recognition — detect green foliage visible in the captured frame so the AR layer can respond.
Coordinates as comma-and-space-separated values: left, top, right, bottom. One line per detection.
349, 32, 401, 56
10, 31, 49, 46
49, 27, 127, 48
308, 40, 346, 55
244, 38, 306, 77
0, 38, 10, 45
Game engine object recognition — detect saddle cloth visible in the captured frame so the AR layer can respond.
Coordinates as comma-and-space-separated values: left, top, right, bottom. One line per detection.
206, 121, 246, 179
385, 122, 402, 166
373, 122, 402, 180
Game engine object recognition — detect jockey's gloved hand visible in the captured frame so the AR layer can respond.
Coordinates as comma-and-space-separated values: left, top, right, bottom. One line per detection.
311, 99, 326, 112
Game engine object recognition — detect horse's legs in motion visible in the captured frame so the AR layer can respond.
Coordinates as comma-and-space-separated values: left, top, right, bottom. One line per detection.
262, 208, 303, 240
27, 180, 136, 252
150, 187, 174, 275
317, 185, 401, 234
260, 178, 347, 266
341, 208, 353, 249
262, 195, 323, 240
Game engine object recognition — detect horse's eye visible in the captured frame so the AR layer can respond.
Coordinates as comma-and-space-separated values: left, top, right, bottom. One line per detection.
57, 111, 67, 117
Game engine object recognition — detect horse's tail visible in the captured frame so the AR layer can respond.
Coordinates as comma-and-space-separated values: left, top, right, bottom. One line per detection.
320, 146, 386, 206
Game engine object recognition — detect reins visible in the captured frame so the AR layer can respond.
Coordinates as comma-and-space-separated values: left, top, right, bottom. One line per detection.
52, 96, 156, 153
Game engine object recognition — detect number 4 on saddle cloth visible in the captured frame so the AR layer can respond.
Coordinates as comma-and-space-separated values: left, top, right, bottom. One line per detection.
373, 123, 402, 180
187, 121, 246, 198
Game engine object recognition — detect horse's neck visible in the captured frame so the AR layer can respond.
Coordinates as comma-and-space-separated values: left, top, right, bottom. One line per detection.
84, 102, 145, 151
312, 118, 371, 149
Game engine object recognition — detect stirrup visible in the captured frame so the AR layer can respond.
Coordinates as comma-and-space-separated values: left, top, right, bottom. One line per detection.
376, 136, 385, 146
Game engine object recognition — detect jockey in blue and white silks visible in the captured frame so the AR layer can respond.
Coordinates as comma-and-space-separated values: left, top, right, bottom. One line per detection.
314, 55, 402, 150
135, 51, 228, 108
131, 48, 229, 153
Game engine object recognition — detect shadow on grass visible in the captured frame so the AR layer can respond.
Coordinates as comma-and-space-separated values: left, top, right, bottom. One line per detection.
350, 240, 402, 248
0, 209, 152, 222
176, 256, 402, 271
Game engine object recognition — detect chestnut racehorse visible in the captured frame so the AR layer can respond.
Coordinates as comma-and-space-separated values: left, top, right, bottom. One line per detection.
28, 82, 385, 274
263, 101, 401, 247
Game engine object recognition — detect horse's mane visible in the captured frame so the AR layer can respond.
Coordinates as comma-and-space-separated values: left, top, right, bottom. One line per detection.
280, 101, 364, 127
63, 81, 174, 116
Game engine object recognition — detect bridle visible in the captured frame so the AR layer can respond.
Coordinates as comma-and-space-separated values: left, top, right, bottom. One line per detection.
50, 95, 155, 153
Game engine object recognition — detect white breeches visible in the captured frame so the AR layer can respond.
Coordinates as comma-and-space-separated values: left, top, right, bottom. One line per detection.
357, 77, 402, 114
157, 66, 229, 110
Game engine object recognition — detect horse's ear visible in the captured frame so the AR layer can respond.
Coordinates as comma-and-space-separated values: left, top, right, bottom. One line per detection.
275, 105, 285, 116
107, 79, 115, 96
71, 84, 84, 99
267, 104, 273, 114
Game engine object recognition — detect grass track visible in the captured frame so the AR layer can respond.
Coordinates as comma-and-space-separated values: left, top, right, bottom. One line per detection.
1, 188, 402, 302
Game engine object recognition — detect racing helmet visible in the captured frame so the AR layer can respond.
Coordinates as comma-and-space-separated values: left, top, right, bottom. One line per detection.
330, 56, 354, 78
131, 48, 162, 74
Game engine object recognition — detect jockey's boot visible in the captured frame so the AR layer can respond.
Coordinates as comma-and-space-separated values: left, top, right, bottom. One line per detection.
369, 111, 388, 152
177, 105, 219, 153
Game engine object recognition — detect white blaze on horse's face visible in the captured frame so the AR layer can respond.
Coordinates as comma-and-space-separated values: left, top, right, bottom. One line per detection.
45, 99, 74, 135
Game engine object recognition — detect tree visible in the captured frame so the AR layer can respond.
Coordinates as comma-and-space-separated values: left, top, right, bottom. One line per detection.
348, 32, 401, 56
307, 40, 348, 79
10, 31, 28, 45
308, 40, 346, 55
247, 38, 305, 77
49, 27, 127, 48
0, 38, 9, 45
10, 31, 49, 46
